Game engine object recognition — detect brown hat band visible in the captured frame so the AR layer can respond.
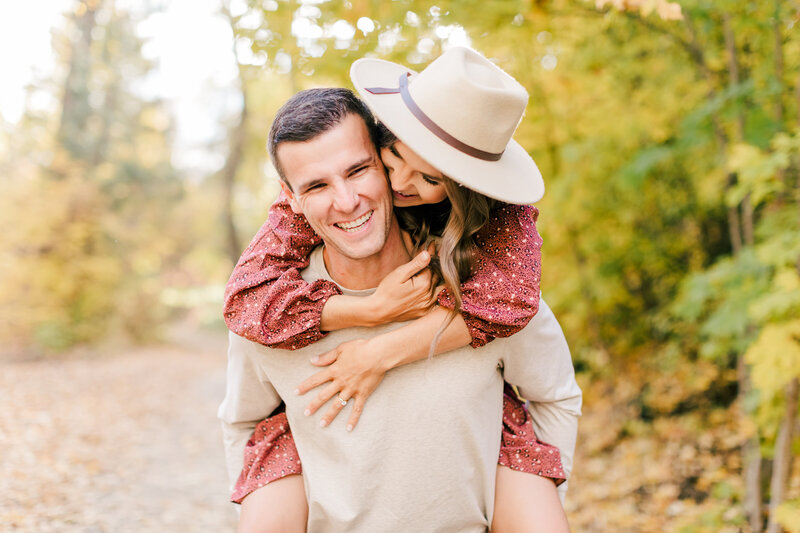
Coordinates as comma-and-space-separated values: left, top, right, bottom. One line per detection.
365, 73, 505, 162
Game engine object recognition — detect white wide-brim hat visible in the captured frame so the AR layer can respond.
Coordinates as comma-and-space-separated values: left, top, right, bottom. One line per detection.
350, 47, 543, 205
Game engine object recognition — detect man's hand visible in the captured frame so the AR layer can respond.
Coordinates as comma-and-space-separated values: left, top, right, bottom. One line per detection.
295, 337, 390, 431
364, 248, 440, 326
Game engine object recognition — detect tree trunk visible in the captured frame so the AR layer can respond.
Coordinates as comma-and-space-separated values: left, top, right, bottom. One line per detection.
220, 4, 248, 265
765, 7, 796, 532
56, 1, 98, 163
722, 11, 763, 529
220, 63, 247, 266
773, 5, 784, 127
727, 184, 743, 254
773, 1, 788, 203
766, 378, 799, 533
738, 354, 764, 532
221, 94, 246, 265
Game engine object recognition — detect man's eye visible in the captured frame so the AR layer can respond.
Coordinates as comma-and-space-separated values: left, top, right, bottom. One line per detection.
350, 166, 369, 177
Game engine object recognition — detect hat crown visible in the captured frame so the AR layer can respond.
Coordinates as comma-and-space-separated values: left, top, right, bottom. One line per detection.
408, 47, 529, 154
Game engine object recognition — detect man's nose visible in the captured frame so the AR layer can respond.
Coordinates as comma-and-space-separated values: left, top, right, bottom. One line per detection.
332, 180, 359, 212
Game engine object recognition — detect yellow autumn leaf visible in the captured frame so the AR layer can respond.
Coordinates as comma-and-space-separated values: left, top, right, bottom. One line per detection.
745, 321, 800, 394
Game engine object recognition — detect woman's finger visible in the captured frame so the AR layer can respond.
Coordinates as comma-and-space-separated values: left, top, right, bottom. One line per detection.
304, 381, 340, 416
310, 348, 340, 367
296, 369, 333, 396
319, 389, 352, 428
393, 250, 431, 283
413, 269, 433, 290
345, 395, 367, 432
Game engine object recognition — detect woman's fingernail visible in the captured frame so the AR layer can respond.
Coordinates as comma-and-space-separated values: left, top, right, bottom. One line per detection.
293, 388, 300, 395
304, 409, 311, 416
310, 355, 319, 363
346, 424, 353, 432
319, 419, 327, 427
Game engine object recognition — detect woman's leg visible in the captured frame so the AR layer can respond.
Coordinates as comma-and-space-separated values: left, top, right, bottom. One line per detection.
238, 474, 308, 533
491, 465, 570, 533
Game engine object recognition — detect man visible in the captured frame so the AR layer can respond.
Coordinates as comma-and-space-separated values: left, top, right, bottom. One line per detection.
219, 88, 581, 532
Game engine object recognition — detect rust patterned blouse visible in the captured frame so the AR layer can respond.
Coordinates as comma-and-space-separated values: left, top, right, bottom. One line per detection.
223, 191, 543, 349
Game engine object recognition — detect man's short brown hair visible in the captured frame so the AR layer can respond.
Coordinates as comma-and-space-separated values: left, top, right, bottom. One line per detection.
268, 88, 381, 188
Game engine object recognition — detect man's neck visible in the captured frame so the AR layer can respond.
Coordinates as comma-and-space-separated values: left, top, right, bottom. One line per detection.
322, 219, 411, 290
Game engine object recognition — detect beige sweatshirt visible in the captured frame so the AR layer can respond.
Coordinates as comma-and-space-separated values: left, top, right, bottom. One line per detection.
218, 247, 582, 532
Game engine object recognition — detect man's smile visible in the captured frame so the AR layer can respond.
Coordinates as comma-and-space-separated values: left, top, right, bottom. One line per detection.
334, 210, 373, 233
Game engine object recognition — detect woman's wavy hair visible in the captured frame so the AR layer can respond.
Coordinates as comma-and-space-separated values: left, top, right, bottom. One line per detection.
378, 124, 498, 352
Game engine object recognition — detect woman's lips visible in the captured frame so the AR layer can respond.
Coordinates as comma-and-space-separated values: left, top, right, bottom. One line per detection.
393, 190, 418, 200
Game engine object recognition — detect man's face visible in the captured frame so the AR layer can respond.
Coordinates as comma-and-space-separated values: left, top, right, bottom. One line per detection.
278, 113, 394, 261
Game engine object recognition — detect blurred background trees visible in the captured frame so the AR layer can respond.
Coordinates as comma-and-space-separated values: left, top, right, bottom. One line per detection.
2, 0, 799, 530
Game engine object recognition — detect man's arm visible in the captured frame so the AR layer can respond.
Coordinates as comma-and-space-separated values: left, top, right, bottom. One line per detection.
218, 331, 283, 492
499, 298, 582, 499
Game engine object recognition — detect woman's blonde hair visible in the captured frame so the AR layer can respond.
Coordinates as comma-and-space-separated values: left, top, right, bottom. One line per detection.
381, 124, 498, 353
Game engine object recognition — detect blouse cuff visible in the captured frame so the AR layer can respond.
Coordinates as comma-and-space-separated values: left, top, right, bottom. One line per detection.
266, 281, 342, 350
436, 289, 495, 348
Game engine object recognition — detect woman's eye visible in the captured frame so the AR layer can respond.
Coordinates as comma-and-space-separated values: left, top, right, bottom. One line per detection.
423, 176, 440, 186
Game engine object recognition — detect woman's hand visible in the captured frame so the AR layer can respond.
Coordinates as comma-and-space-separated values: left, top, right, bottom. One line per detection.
295, 337, 390, 431
365, 249, 439, 325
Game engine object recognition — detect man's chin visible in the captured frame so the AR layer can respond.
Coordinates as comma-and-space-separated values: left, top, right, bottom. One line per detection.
323, 232, 384, 260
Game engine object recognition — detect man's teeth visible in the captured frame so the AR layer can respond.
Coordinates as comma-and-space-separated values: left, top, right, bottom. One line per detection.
335, 211, 373, 232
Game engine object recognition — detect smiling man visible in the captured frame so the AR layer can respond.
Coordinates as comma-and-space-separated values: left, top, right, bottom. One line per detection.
276, 111, 398, 282
219, 88, 580, 532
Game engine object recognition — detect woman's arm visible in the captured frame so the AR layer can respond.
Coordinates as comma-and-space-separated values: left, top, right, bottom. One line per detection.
440, 203, 543, 347
223, 190, 333, 349
319, 250, 436, 331
297, 307, 472, 429
224, 191, 436, 349
297, 204, 544, 426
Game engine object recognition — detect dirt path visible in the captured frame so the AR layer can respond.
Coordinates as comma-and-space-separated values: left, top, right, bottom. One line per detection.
0, 338, 238, 532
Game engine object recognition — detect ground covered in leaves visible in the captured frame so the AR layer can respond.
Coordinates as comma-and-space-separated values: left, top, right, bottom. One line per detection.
2, 334, 794, 532
0, 339, 237, 532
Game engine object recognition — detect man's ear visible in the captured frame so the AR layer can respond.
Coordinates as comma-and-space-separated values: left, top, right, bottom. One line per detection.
280, 181, 303, 214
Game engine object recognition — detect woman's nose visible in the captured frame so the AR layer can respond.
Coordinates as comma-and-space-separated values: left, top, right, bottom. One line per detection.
389, 160, 410, 189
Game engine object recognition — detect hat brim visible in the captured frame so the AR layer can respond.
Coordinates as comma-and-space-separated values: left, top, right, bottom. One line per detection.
350, 57, 544, 205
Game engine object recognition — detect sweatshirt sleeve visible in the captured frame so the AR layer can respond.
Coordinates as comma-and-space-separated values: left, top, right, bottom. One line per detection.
499, 298, 582, 492
218, 331, 283, 492
437, 204, 543, 348
223, 191, 342, 350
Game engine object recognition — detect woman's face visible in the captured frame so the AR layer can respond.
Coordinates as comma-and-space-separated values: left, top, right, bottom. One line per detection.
380, 141, 448, 207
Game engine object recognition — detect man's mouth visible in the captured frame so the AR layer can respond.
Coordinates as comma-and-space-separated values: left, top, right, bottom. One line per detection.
334, 210, 373, 233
